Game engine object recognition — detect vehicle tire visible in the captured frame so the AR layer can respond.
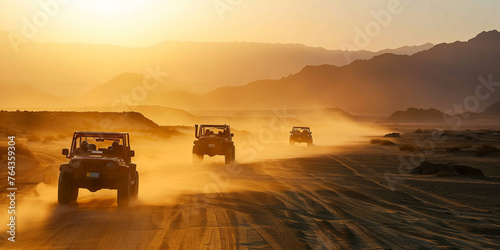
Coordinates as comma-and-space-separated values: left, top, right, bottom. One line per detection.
192, 147, 203, 163
307, 140, 313, 146
70, 186, 79, 202
193, 153, 203, 163
58, 172, 73, 204
225, 147, 234, 164
131, 171, 139, 200
231, 145, 236, 162
117, 175, 131, 207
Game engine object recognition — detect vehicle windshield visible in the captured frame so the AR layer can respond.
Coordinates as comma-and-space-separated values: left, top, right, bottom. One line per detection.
201, 126, 228, 137
292, 127, 310, 133
72, 135, 125, 157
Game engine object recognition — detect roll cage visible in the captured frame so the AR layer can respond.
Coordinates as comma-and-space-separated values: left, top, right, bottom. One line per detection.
65, 132, 133, 160
195, 125, 232, 139
291, 127, 311, 133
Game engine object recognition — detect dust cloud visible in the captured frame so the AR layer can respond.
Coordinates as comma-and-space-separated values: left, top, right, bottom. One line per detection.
0, 111, 386, 235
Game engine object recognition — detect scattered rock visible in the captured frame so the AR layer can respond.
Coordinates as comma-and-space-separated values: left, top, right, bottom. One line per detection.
384, 132, 401, 138
409, 161, 484, 177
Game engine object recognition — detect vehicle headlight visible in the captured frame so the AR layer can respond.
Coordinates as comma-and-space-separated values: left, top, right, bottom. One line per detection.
107, 162, 116, 170
70, 160, 81, 168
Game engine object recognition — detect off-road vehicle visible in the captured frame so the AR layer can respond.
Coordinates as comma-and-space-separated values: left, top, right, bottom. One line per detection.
289, 126, 313, 146
193, 124, 235, 164
59, 132, 138, 207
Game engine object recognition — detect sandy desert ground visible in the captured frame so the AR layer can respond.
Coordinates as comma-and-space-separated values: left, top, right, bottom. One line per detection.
0, 123, 499, 249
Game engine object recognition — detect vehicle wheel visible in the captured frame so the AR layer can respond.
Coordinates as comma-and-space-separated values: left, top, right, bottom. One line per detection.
231, 146, 236, 162
193, 153, 203, 163
192, 147, 203, 163
117, 175, 131, 207
131, 171, 139, 200
70, 186, 79, 202
307, 140, 313, 146
225, 147, 234, 164
58, 172, 73, 204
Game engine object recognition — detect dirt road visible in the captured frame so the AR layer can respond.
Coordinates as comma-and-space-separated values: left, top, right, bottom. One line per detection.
2, 145, 500, 249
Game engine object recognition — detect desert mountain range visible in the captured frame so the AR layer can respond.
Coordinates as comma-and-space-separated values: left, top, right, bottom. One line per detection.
152, 30, 499, 114
1, 30, 499, 116
0, 30, 432, 96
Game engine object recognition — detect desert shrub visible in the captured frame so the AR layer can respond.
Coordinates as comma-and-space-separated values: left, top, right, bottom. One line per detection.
27, 134, 41, 142
475, 144, 499, 156
371, 139, 382, 144
415, 128, 423, 133
400, 144, 417, 152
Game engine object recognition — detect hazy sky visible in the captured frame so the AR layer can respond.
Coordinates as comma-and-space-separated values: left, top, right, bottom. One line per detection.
1, 0, 499, 51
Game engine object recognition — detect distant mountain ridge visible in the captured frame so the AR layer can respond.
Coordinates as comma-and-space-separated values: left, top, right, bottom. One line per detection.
0, 30, 433, 96
2, 30, 499, 116
384, 101, 500, 123
150, 30, 500, 114
0, 82, 67, 109
476, 101, 500, 118
386, 108, 445, 123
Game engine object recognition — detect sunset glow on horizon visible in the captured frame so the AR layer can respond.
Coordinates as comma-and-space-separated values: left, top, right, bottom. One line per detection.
0, 0, 499, 51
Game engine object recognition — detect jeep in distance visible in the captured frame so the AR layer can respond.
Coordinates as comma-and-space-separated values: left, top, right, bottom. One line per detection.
193, 124, 235, 164
289, 126, 313, 146
59, 132, 138, 207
